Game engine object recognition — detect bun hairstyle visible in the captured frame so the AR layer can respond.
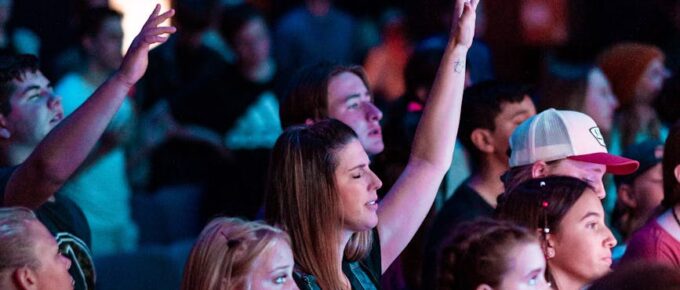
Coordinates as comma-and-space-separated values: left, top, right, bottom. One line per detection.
181, 217, 291, 290
437, 218, 538, 290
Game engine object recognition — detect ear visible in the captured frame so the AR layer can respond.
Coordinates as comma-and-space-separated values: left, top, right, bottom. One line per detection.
13, 267, 37, 290
674, 164, 680, 184
304, 118, 315, 126
531, 160, 549, 178
475, 284, 494, 290
470, 128, 494, 153
543, 233, 556, 259
617, 184, 638, 209
0, 114, 11, 139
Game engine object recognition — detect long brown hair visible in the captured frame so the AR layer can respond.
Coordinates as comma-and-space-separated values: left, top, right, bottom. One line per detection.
279, 63, 370, 129
180, 217, 290, 290
265, 119, 373, 289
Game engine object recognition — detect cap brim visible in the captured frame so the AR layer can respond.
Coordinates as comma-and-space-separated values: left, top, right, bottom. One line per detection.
568, 153, 640, 175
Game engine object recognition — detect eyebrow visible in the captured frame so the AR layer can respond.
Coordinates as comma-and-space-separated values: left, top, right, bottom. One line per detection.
347, 163, 367, 172
19, 85, 42, 97
342, 93, 362, 103
579, 212, 600, 222
269, 265, 292, 274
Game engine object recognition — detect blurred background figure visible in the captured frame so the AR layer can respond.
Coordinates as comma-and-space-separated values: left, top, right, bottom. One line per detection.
54, 7, 138, 257
621, 121, 680, 269
0, 0, 39, 57
611, 139, 664, 260
598, 43, 670, 155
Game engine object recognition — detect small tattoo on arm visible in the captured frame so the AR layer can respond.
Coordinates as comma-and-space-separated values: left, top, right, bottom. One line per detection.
454, 59, 465, 73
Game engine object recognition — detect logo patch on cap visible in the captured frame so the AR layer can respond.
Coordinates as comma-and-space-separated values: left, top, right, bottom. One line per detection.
589, 127, 606, 147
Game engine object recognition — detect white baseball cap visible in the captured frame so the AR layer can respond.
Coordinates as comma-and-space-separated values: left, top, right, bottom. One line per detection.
509, 108, 639, 175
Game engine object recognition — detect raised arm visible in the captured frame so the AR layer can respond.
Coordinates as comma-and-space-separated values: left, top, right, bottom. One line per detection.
376, 0, 478, 271
3, 5, 176, 209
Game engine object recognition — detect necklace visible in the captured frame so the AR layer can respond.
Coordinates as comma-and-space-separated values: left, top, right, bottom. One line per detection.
672, 207, 680, 228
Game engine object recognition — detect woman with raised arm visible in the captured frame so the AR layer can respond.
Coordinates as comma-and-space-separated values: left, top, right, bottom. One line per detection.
264, 0, 478, 289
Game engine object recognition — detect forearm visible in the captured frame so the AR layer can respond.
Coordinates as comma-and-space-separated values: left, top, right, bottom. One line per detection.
409, 43, 468, 170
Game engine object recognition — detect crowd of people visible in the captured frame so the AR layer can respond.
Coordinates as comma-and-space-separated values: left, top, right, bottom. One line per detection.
1, 0, 680, 289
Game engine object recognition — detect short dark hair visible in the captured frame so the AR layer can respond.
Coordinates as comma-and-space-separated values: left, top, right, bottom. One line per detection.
279, 62, 369, 129
459, 81, 531, 172
662, 121, 680, 210
218, 3, 264, 46
0, 54, 40, 115
79, 7, 122, 40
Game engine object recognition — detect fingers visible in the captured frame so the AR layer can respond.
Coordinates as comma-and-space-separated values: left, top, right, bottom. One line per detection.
148, 8, 175, 28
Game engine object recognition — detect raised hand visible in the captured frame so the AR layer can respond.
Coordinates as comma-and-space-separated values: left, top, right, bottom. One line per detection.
116, 4, 176, 87
451, 0, 479, 49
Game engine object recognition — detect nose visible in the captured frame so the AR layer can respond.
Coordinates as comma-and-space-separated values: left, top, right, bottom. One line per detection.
604, 227, 617, 248
48, 94, 62, 111
364, 102, 383, 122
369, 169, 383, 191
593, 180, 606, 199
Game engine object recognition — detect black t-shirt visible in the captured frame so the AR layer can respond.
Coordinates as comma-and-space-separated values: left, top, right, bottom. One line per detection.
421, 181, 495, 290
294, 229, 382, 290
0, 166, 95, 290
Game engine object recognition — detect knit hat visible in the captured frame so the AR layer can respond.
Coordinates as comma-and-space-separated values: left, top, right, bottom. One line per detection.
597, 43, 664, 107
509, 108, 639, 174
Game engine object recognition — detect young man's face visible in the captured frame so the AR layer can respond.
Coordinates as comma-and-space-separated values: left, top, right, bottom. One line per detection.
0, 70, 63, 147
490, 96, 536, 165
327, 72, 384, 156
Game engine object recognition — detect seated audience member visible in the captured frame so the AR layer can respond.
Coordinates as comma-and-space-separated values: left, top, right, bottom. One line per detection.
611, 139, 664, 259
436, 219, 550, 290
598, 43, 670, 154
0, 207, 74, 290
503, 109, 639, 197
496, 176, 618, 290
422, 81, 536, 289
181, 217, 297, 290
589, 262, 680, 290
0, 7, 175, 290
54, 7, 137, 257
539, 64, 618, 137
621, 122, 680, 269
265, 1, 478, 288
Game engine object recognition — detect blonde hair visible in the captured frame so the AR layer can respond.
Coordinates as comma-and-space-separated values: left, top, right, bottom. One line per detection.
0, 207, 40, 281
265, 119, 373, 289
180, 217, 291, 290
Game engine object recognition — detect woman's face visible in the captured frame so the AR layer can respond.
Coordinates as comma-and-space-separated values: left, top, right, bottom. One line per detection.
584, 68, 618, 133
334, 139, 382, 232
495, 242, 550, 290
635, 58, 669, 103
547, 188, 616, 288
247, 239, 298, 290
233, 17, 271, 67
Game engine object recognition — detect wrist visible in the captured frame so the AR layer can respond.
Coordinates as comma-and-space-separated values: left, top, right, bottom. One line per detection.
111, 71, 135, 90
